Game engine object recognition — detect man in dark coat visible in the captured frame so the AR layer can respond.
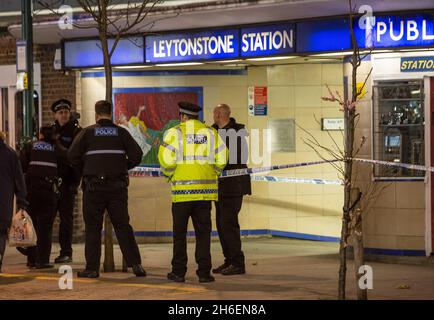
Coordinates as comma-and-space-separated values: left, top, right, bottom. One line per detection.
0, 132, 28, 272
212, 104, 251, 276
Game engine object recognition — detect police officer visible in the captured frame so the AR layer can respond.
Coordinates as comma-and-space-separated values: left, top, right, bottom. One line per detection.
158, 102, 228, 283
68, 100, 146, 278
212, 104, 251, 276
51, 99, 82, 264
20, 125, 66, 269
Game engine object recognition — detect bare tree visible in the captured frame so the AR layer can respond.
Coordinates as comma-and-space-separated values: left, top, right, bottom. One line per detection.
38, 0, 165, 272
299, 0, 392, 299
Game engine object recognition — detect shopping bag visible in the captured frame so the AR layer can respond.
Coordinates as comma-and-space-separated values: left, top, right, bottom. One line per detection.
8, 210, 37, 247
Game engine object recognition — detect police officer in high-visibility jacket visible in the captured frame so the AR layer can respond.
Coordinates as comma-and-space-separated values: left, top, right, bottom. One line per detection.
158, 101, 228, 283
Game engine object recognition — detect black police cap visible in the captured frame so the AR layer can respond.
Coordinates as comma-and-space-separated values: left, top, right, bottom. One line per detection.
51, 99, 72, 113
178, 101, 201, 116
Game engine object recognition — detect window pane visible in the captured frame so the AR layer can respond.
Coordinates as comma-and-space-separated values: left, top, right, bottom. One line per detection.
373, 80, 424, 178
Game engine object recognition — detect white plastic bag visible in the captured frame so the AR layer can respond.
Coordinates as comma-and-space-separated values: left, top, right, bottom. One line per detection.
8, 210, 37, 247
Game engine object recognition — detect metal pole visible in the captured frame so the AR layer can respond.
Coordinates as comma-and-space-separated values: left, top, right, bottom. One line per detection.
21, 0, 34, 140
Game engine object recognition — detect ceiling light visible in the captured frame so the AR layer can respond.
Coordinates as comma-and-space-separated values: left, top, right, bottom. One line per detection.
246, 56, 298, 62
154, 62, 204, 67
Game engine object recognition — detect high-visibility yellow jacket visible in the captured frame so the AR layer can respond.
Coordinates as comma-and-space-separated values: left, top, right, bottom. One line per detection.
158, 119, 228, 203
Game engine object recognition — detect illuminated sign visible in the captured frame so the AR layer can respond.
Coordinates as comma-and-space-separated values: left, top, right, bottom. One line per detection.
401, 57, 434, 72
356, 15, 434, 49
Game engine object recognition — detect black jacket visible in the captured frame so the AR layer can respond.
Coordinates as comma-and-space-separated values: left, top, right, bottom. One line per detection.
68, 119, 143, 177
53, 120, 82, 187
0, 140, 28, 230
20, 139, 67, 190
213, 118, 252, 197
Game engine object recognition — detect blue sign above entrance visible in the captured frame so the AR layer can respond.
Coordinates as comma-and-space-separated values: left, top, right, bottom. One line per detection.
63, 13, 434, 68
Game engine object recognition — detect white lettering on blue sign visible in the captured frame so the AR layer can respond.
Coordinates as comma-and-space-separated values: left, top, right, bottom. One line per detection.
147, 29, 239, 63
241, 24, 295, 57
153, 35, 235, 58
241, 30, 293, 52
358, 15, 434, 48
33, 141, 54, 151
95, 127, 118, 136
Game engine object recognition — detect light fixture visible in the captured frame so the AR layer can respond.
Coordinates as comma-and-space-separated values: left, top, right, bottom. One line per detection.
154, 62, 204, 67
115, 65, 152, 69
209, 59, 243, 64
246, 56, 298, 62
310, 51, 353, 57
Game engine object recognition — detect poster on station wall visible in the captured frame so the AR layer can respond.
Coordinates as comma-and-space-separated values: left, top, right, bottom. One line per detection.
113, 87, 203, 166
248, 86, 268, 116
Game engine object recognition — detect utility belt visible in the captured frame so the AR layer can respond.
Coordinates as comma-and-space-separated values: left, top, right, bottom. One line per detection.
82, 174, 129, 192
27, 176, 62, 194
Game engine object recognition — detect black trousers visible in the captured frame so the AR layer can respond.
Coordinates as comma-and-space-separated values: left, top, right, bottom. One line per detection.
27, 189, 58, 265
215, 196, 245, 268
0, 229, 7, 268
83, 186, 141, 271
57, 183, 76, 257
172, 201, 212, 278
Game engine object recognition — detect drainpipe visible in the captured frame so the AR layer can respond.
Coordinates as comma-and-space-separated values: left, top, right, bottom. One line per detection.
21, 0, 34, 140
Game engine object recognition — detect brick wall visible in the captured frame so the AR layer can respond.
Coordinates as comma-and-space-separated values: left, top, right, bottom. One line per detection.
0, 30, 84, 243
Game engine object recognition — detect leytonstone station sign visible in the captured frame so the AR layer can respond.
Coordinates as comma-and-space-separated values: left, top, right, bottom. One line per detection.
63, 13, 434, 69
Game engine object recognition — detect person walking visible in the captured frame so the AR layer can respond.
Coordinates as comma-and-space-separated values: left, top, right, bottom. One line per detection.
0, 132, 28, 273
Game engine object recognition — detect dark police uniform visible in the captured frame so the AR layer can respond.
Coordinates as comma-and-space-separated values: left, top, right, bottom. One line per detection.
20, 138, 66, 267
68, 119, 143, 273
212, 117, 251, 275
51, 100, 82, 262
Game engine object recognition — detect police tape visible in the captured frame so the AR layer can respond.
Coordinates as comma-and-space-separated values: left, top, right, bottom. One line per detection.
128, 159, 340, 178
251, 175, 342, 185
352, 158, 433, 172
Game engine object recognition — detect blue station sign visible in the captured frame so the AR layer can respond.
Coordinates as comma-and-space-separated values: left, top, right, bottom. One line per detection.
63, 13, 434, 68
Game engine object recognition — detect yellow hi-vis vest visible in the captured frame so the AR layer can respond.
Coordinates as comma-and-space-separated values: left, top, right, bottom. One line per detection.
158, 119, 228, 203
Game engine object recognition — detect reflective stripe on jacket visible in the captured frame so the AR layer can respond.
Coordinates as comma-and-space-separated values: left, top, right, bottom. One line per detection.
158, 119, 228, 203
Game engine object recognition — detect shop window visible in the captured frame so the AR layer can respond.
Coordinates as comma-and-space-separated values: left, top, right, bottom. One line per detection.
373, 80, 424, 179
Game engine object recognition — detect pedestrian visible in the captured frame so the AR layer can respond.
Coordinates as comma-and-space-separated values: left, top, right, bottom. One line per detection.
68, 100, 146, 278
0, 132, 28, 273
158, 101, 228, 283
20, 125, 66, 269
212, 104, 251, 275
51, 99, 82, 264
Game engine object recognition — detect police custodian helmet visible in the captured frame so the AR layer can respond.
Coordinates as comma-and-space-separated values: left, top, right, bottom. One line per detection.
51, 99, 72, 113
178, 101, 201, 116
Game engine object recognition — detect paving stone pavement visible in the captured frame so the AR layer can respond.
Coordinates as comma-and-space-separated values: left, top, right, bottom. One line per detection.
0, 238, 433, 300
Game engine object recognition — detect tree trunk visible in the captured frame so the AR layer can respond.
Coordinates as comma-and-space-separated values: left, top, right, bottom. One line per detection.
99, 18, 115, 272
350, 188, 367, 300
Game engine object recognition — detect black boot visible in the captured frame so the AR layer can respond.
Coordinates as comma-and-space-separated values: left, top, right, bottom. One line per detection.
132, 264, 146, 277
198, 274, 215, 283
55, 255, 73, 264
167, 272, 185, 283
221, 264, 245, 276
212, 263, 230, 274
77, 270, 99, 278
